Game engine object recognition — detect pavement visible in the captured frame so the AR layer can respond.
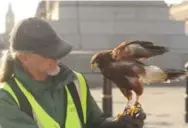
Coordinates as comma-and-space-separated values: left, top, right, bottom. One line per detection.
90, 86, 188, 128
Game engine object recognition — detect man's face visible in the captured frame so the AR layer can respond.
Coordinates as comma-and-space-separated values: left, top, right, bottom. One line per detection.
18, 52, 60, 76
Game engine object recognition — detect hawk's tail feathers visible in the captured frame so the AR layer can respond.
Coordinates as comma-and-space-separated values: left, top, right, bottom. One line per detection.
163, 69, 188, 83
140, 66, 187, 84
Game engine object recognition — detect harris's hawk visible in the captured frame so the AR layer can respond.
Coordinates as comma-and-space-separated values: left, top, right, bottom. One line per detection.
90, 40, 188, 118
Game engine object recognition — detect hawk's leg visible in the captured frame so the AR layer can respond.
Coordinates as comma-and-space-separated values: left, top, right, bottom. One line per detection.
127, 94, 132, 106
125, 93, 132, 112
116, 91, 132, 120
135, 95, 141, 107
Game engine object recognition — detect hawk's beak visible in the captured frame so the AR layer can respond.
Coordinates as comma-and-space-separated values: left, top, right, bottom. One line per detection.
91, 62, 98, 70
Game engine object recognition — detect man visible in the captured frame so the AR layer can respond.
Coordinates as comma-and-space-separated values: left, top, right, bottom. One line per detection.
0, 17, 146, 128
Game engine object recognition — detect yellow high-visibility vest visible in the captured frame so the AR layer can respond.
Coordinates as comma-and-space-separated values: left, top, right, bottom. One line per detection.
1, 71, 88, 128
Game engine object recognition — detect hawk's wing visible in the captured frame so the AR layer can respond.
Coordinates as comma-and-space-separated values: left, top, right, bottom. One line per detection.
110, 59, 146, 75
112, 40, 169, 60
109, 59, 144, 96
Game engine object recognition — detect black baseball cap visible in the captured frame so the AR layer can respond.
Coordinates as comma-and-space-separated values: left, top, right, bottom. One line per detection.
9, 17, 72, 59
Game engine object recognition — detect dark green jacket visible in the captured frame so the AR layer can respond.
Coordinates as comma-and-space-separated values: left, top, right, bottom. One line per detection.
0, 63, 145, 128
0, 63, 105, 128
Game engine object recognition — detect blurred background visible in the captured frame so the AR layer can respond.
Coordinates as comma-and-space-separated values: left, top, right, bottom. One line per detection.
1, 0, 188, 127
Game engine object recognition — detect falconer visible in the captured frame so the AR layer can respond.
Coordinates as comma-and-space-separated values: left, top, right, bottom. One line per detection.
0, 17, 146, 128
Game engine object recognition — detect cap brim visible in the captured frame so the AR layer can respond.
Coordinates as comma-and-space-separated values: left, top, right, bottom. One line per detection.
38, 38, 72, 59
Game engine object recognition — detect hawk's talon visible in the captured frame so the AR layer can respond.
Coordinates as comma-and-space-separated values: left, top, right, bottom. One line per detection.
116, 101, 143, 120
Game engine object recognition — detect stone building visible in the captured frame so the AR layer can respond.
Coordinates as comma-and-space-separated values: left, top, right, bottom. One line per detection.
36, 1, 188, 86
169, 1, 188, 34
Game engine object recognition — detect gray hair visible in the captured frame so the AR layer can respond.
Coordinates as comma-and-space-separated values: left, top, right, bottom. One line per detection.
0, 50, 21, 82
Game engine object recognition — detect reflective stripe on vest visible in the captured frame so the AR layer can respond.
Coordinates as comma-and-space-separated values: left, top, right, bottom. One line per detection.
0, 83, 20, 107
1, 71, 87, 128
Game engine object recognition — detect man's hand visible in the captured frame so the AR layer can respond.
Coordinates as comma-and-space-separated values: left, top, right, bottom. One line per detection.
114, 106, 146, 128
92, 105, 146, 128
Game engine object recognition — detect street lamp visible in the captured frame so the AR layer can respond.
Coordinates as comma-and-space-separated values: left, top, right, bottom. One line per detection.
102, 77, 113, 117
184, 62, 188, 123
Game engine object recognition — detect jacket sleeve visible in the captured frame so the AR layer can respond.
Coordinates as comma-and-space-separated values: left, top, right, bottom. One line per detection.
0, 89, 38, 128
